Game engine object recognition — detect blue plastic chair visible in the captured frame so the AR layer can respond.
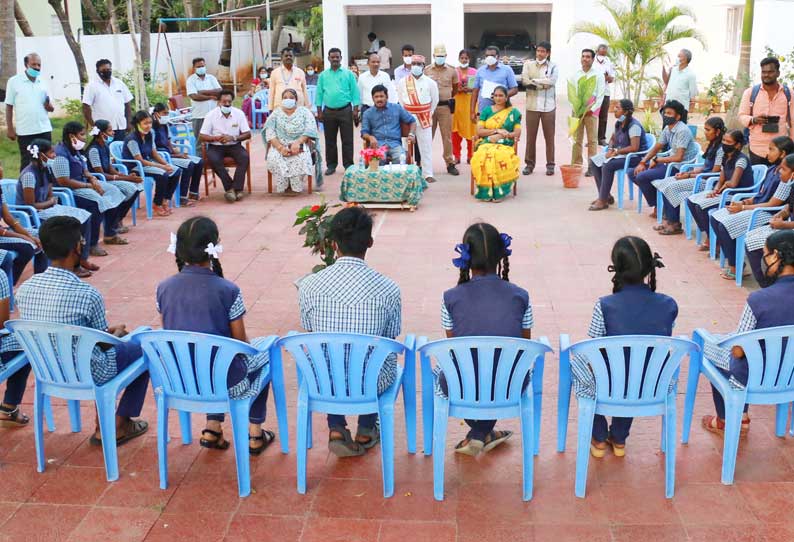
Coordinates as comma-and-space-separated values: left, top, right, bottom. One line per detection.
418, 336, 552, 501
733, 204, 787, 286
683, 326, 794, 483
683, 171, 721, 241
708, 165, 769, 260
655, 161, 708, 226
168, 122, 197, 156
276, 332, 412, 498
559, 334, 698, 498
109, 141, 156, 220
5, 320, 148, 481
0, 341, 54, 431
640, 154, 702, 215
251, 89, 270, 129
616, 133, 655, 210
132, 330, 287, 498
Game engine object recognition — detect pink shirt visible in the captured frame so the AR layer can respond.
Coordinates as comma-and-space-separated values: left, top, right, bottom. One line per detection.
738, 84, 794, 158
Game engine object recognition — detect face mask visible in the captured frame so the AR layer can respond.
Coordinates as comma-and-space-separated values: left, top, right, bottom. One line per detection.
722, 143, 737, 155
485, 56, 498, 66
259, 72, 267, 78
596, 54, 607, 61
760, 254, 780, 287
411, 65, 424, 77
617, 115, 626, 122
26, 67, 40, 78
72, 137, 85, 151
459, 62, 469, 69
105, 135, 114, 144
434, 56, 446, 66
138, 126, 150, 135
662, 115, 676, 127
195, 66, 207, 76
307, 69, 315, 75
282, 98, 296, 109
403, 56, 413, 65
220, 105, 232, 115
98, 70, 112, 80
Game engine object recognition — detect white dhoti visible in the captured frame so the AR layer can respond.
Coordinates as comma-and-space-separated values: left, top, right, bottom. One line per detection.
414, 125, 433, 179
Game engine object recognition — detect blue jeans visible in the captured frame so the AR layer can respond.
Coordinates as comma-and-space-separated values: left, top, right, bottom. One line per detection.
592, 415, 633, 445
206, 356, 270, 425
327, 414, 378, 431
112, 341, 150, 418
1, 351, 29, 405
629, 163, 667, 207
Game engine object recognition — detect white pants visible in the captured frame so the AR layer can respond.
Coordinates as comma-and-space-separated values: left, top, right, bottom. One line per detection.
415, 124, 434, 179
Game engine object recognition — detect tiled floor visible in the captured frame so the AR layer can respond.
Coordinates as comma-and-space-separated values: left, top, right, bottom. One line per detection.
1, 99, 792, 541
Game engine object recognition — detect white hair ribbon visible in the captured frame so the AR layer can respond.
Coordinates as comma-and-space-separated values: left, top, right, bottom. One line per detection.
89, 126, 100, 136
204, 242, 223, 259
166, 232, 177, 254
26, 144, 39, 158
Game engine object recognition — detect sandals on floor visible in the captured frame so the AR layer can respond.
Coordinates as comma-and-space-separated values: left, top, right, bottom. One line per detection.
590, 439, 607, 458
103, 236, 129, 246
249, 429, 276, 456
200, 428, 230, 450
0, 405, 30, 428
355, 426, 380, 450
701, 415, 750, 437
606, 437, 626, 457
482, 430, 513, 453
328, 427, 366, 457
658, 225, 683, 236
454, 438, 485, 457
89, 419, 149, 447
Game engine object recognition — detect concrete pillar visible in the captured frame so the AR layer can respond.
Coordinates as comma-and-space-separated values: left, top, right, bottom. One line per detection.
431, 0, 464, 60
322, 0, 348, 69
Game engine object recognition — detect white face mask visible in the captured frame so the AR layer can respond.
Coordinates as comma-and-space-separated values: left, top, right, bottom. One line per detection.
484, 55, 497, 66
403, 56, 413, 66
72, 137, 85, 151
307, 69, 315, 75
281, 98, 296, 109
596, 54, 607, 61
434, 56, 446, 66
411, 65, 424, 77
459, 62, 469, 69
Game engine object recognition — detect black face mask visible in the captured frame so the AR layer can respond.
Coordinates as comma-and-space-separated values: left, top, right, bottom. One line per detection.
98, 69, 112, 80
722, 143, 738, 155
760, 253, 780, 288
662, 115, 677, 127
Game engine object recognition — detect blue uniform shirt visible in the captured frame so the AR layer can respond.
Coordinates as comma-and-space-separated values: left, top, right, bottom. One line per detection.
361, 102, 415, 150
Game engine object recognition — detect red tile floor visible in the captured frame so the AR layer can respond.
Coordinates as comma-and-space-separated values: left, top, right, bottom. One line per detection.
2, 99, 794, 541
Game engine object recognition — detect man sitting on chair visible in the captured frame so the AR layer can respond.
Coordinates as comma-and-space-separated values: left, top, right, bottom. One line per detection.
199, 90, 251, 203
361, 85, 416, 164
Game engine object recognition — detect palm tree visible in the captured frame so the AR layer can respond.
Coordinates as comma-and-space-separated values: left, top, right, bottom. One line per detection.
726, 0, 754, 128
571, 0, 705, 104
0, 0, 15, 105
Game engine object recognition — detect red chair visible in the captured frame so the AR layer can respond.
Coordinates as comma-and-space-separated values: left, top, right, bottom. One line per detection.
201, 141, 253, 196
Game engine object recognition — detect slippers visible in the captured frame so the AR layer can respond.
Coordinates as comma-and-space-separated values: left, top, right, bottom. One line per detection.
200, 428, 230, 450
701, 415, 750, 437
606, 437, 626, 457
0, 405, 30, 428
659, 226, 683, 236
355, 426, 380, 450
454, 438, 484, 457
328, 427, 366, 457
90, 419, 148, 447
590, 439, 607, 458
249, 429, 276, 456
482, 430, 513, 453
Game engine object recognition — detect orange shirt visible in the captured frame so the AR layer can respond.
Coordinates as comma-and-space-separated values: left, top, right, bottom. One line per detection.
738, 84, 794, 157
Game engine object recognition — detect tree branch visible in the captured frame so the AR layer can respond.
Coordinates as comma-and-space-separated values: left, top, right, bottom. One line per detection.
14, 0, 34, 37
81, 0, 112, 34
47, 0, 89, 85
107, 0, 120, 34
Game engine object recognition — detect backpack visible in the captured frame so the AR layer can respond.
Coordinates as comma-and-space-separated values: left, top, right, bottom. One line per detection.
744, 83, 791, 142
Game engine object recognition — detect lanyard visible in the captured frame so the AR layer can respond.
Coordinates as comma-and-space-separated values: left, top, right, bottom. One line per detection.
280, 67, 294, 86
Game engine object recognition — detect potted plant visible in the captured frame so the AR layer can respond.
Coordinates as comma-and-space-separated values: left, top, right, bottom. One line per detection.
645, 77, 664, 110
293, 200, 355, 282
564, 73, 598, 188
706, 73, 734, 114
361, 145, 387, 171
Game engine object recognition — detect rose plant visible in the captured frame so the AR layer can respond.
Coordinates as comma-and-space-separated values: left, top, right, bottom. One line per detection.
294, 200, 360, 273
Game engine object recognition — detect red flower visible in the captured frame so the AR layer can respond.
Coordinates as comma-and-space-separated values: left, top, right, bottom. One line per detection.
310, 205, 321, 213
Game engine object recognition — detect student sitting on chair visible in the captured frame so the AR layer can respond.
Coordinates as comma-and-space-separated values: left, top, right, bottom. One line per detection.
151, 103, 204, 205
436, 222, 530, 456
85, 120, 142, 235
0, 270, 32, 428
701, 230, 794, 436
572, 236, 677, 458
122, 111, 181, 217
199, 89, 252, 204
157, 216, 276, 454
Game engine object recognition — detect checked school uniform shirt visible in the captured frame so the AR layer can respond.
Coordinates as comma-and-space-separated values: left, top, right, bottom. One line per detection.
16, 267, 118, 385
298, 257, 401, 393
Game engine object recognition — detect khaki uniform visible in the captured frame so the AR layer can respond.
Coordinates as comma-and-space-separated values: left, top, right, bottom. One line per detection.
424, 64, 458, 166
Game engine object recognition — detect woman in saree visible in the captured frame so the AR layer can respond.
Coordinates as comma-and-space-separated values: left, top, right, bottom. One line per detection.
264, 88, 321, 195
471, 85, 521, 202
451, 49, 477, 165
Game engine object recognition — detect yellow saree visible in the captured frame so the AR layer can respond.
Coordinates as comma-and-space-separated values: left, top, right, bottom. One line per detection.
471, 106, 521, 201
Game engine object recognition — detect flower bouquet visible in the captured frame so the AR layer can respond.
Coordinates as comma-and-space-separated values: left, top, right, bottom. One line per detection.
567, 73, 598, 136
361, 145, 387, 171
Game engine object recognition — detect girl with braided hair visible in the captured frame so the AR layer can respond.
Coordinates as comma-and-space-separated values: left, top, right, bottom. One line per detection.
437, 222, 531, 456
571, 236, 677, 458
156, 216, 276, 455
702, 230, 794, 437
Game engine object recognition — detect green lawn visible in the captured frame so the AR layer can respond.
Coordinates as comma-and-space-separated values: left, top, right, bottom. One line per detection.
0, 117, 77, 178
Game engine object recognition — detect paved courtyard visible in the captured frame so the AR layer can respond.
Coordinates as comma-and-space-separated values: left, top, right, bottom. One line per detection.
1, 101, 793, 542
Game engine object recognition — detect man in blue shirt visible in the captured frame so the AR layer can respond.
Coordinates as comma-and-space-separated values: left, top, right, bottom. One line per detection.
470, 45, 518, 122
361, 85, 416, 163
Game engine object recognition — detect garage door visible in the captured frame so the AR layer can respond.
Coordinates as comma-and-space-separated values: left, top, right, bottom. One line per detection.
464, 3, 551, 13
346, 3, 431, 15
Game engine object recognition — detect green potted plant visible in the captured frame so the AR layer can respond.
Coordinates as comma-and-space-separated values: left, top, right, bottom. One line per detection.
293, 201, 361, 284
564, 74, 598, 188
706, 73, 734, 114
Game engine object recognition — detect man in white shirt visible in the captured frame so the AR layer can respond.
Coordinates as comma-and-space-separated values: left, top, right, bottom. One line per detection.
4, 52, 54, 173
378, 40, 392, 75
662, 49, 697, 124
397, 55, 439, 183
358, 53, 396, 116
593, 44, 615, 146
82, 59, 133, 142
199, 90, 251, 203
366, 32, 379, 54
186, 57, 223, 140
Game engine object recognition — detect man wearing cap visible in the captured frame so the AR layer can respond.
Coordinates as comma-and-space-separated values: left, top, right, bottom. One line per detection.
425, 45, 460, 176
397, 54, 439, 183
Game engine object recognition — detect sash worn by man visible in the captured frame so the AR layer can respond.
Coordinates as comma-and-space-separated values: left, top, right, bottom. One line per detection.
398, 55, 439, 182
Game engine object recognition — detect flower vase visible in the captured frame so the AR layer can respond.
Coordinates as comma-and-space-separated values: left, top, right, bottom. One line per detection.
368, 158, 380, 172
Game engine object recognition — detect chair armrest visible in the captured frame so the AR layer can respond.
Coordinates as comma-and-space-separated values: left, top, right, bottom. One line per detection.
402, 334, 416, 351
665, 157, 698, 178
748, 205, 786, 229
538, 336, 552, 351
123, 326, 153, 342
171, 143, 192, 155
159, 152, 173, 165
692, 172, 720, 193
679, 163, 700, 173
114, 158, 146, 178
720, 185, 759, 208
52, 187, 75, 207
731, 192, 758, 203
91, 173, 107, 182
7, 206, 35, 229
112, 163, 129, 175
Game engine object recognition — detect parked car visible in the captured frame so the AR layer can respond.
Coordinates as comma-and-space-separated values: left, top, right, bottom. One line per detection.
473, 30, 536, 75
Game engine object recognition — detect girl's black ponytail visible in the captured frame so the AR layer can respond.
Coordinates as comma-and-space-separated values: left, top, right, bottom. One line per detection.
609, 236, 662, 293
210, 256, 224, 278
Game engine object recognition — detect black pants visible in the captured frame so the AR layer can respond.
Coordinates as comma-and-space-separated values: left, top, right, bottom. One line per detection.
74, 197, 103, 249
106, 194, 137, 236
591, 155, 641, 202
0, 240, 48, 283
747, 248, 764, 284
206, 143, 249, 192
111, 342, 150, 418
17, 132, 52, 174
178, 160, 204, 197
711, 360, 749, 419
686, 199, 712, 235
592, 415, 633, 444
712, 216, 738, 266
323, 105, 354, 170
749, 151, 771, 167
1, 351, 29, 405
597, 96, 611, 142
206, 358, 270, 425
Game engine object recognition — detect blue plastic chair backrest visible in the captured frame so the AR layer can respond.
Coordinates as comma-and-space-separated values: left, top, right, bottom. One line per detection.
420, 337, 552, 407
253, 90, 269, 110
752, 164, 768, 184
568, 336, 697, 404
134, 329, 261, 401
0, 179, 19, 205
307, 85, 317, 109
5, 320, 122, 388
689, 125, 697, 138
717, 325, 794, 392
278, 333, 406, 401
644, 133, 656, 151
109, 141, 124, 162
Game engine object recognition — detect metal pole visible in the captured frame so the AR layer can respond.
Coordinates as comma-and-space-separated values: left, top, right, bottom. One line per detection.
265, 0, 272, 67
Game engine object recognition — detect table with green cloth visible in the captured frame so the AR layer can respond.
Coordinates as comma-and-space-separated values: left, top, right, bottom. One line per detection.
340, 164, 427, 208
